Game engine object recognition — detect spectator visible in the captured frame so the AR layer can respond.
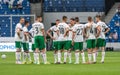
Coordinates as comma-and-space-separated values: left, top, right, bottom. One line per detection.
115, 21, 120, 27
112, 30, 118, 42
3, 0, 9, 4
17, 1, 23, 14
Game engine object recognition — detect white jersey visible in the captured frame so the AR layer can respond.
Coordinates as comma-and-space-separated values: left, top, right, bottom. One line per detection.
22, 26, 29, 43
32, 22, 44, 37
67, 25, 74, 41
50, 25, 58, 41
97, 21, 108, 39
15, 23, 23, 41
57, 22, 69, 41
85, 22, 98, 40
29, 28, 35, 44
73, 24, 84, 42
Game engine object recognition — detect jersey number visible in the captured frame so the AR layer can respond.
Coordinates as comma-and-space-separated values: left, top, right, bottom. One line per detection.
90, 28, 93, 34
77, 29, 82, 35
59, 27, 64, 34
35, 27, 39, 34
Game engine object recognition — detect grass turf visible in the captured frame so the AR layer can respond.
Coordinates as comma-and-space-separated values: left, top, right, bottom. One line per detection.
0, 51, 120, 75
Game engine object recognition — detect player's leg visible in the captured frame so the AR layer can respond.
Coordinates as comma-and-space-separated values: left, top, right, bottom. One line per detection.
67, 41, 72, 64
22, 42, 27, 64
32, 44, 37, 64
15, 41, 22, 64
64, 41, 68, 64
79, 42, 86, 64
34, 36, 40, 64
26, 43, 32, 64
87, 40, 92, 64
74, 42, 80, 64
39, 36, 50, 64
57, 41, 62, 64
92, 40, 97, 63
96, 38, 101, 58
53, 41, 58, 64
101, 39, 106, 63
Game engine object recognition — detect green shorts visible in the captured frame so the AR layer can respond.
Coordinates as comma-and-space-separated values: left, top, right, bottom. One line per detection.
34, 36, 45, 50
22, 42, 29, 51
66, 41, 72, 50
57, 41, 68, 50
15, 41, 22, 49
74, 42, 83, 51
86, 39, 96, 49
32, 44, 35, 51
96, 38, 106, 48
52, 41, 58, 50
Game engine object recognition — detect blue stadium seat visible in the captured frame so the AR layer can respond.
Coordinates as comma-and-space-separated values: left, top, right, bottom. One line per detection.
43, 0, 105, 12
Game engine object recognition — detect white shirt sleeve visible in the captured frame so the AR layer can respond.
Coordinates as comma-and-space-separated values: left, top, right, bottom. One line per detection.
41, 23, 44, 29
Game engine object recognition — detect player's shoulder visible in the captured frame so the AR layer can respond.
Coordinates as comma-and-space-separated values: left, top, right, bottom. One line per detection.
16, 23, 22, 26
85, 23, 89, 26
50, 25, 55, 29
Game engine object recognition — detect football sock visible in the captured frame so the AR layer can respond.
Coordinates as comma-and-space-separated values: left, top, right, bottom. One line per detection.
81, 52, 85, 63
35, 53, 39, 63
68, 52, 72, 63
16, 52, 21, 62
23, 52, 27, 62
75, 52, 79, 63
88, 53, 92, 63
93, 52, 96, 62
58, 51, 61, 63
43, 53, 47, 63
33, 53, 36, 63
54, 54, 57, 63
27, 53, 32, 62
101, 51, 105, 62
64, 52, 67, 62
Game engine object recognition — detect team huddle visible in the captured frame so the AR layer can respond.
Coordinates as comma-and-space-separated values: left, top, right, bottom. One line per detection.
15, 15, 110, 64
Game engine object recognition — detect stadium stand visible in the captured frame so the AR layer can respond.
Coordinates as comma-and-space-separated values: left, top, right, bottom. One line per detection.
108, 13, 120, 42
0, 0, 31, 37
43, 0, 105, 12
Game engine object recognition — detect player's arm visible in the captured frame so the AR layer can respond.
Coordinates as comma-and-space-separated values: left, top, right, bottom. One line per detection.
16, 27, 23, 39
84, 27, 89, 38
72, 31, 75, 46
42, 28, 47, 42
96, 25, 101, 38
24, 31, 29, 41
64, 27, 69, 37
104, 27, 110, 34
47, 29, 55, 40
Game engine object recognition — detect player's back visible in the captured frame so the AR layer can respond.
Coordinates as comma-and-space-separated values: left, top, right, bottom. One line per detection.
32, 22, 44, 36
57, 22, 69, 41
85, 22, 97, 39
50, 25, 58, 41
73, 24, 84, 42
97, 21, 108, 39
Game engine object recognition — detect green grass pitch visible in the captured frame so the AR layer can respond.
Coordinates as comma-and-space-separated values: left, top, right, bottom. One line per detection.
0, 51, 120, 75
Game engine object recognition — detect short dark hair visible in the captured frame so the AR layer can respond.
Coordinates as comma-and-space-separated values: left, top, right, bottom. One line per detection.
70, 18, 75, 21
20, 17, 24, 20
62, 16, 67, 20
75, 17, 79, 22
56, 19, 60, 21
36, 16, 42, 20
96, 15, 101, 19
25, 20, 29, 25
88, 16, 92, 21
